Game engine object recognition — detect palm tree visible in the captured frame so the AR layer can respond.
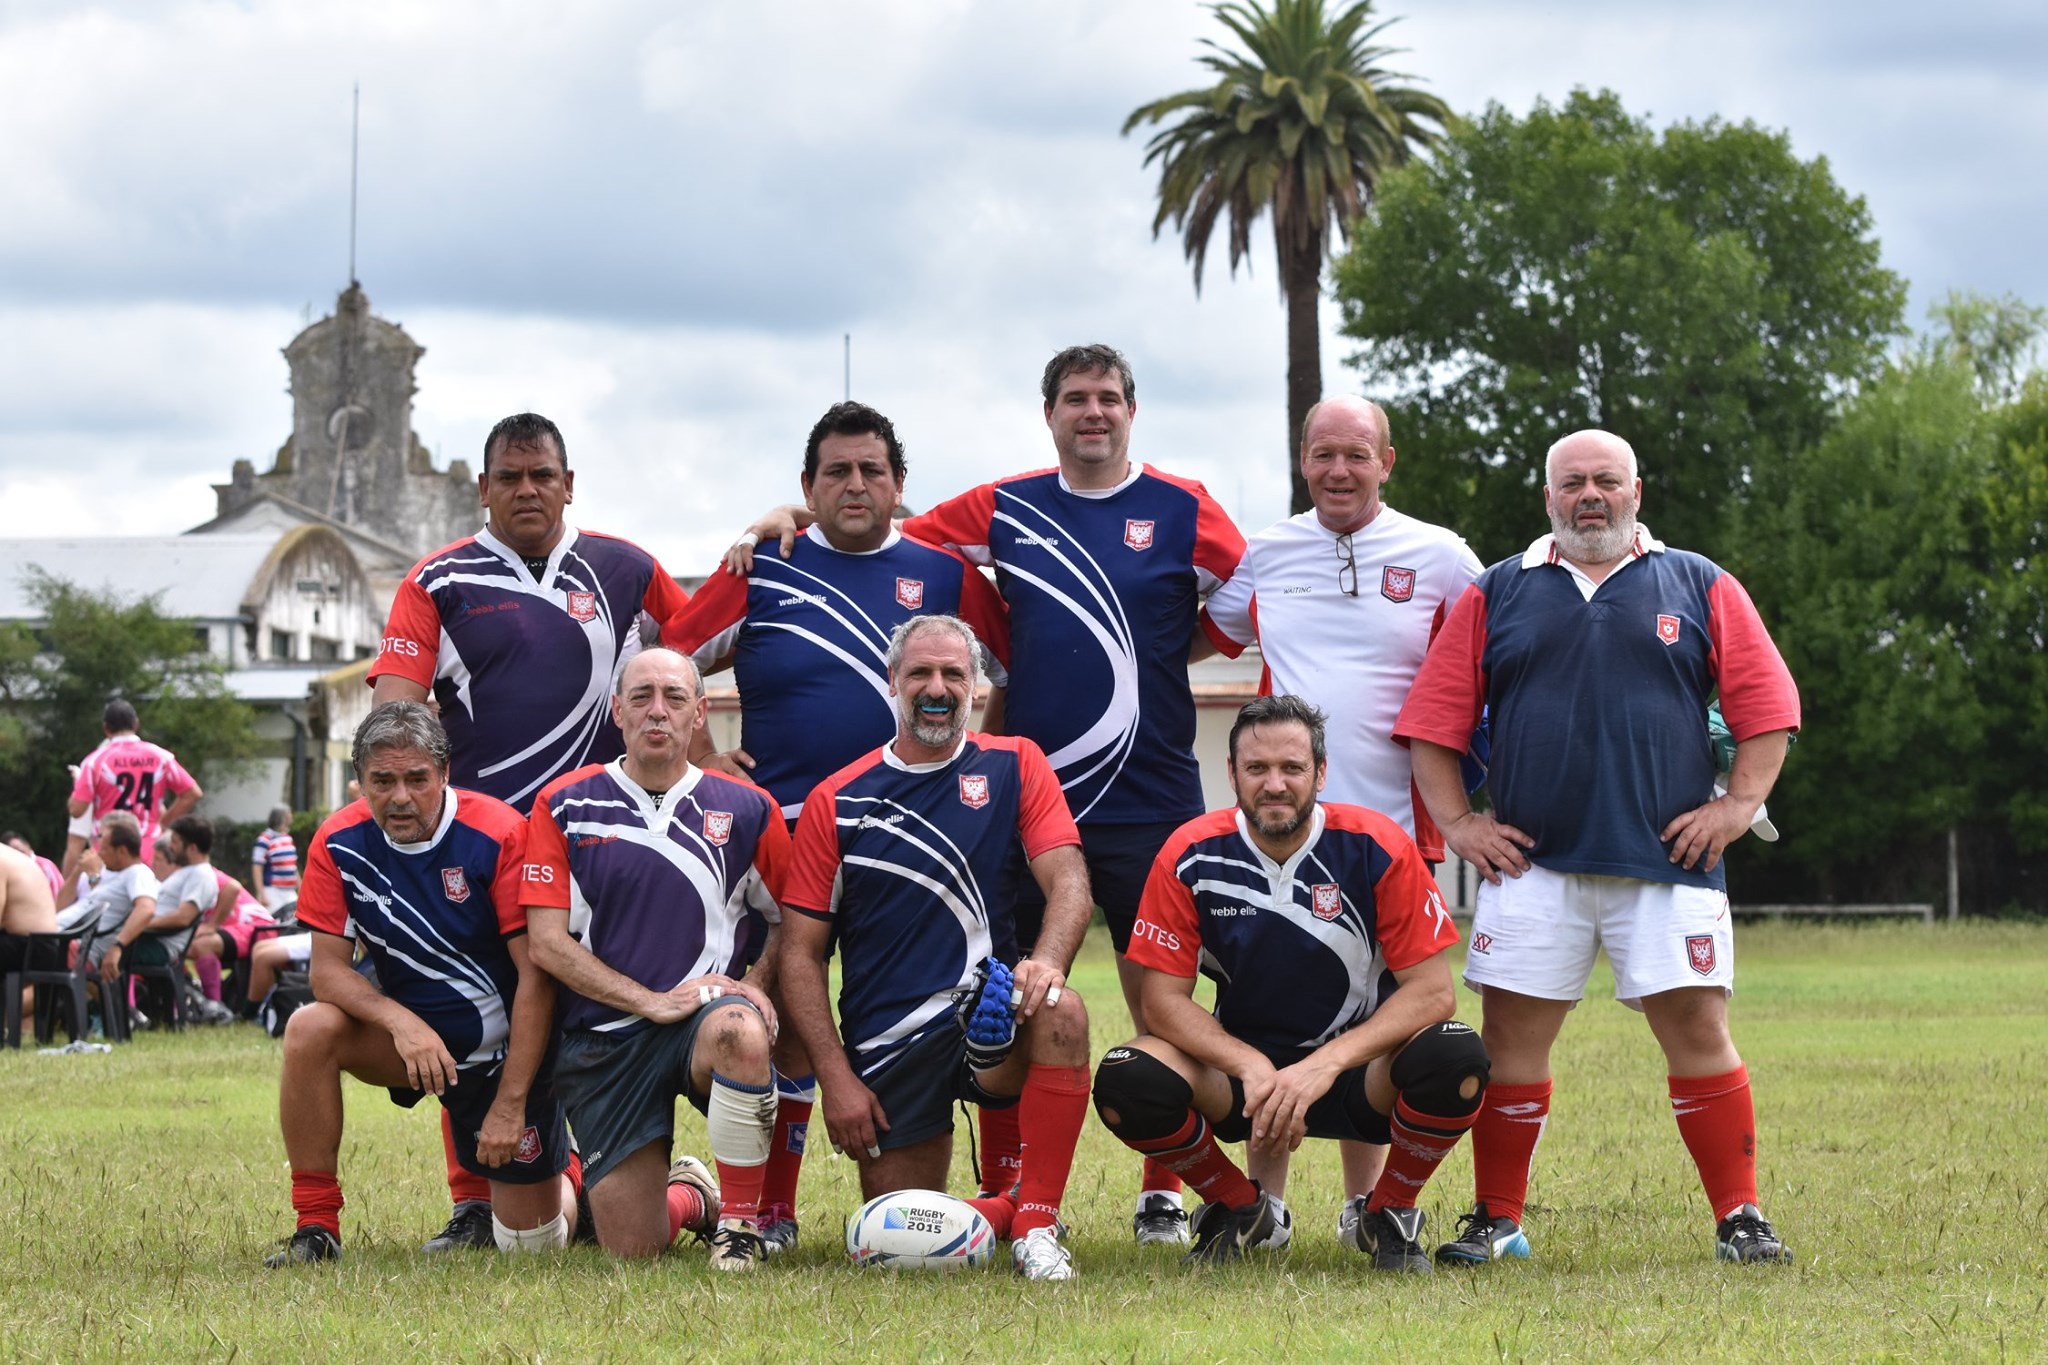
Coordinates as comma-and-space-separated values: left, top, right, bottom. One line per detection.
1126, 0, 1450, 514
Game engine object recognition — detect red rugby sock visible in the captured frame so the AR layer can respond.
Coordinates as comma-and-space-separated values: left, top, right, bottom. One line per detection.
1367, 1097, 1478, 1212
290, 1170, 344, 1237
977, 1102, 1023, 1196
1123, 1109, 1257, 1210
1010, 1064, 1090, 1238
1669, 1064, 1757, 1220
667, 1182, 709, 1242
1140, 1157, 1183, 1197
760, 1074, 813, 1215
966, 1192, 1016, 1239
442, 1107, 490, 1205
1469, 1078, 1551, 1224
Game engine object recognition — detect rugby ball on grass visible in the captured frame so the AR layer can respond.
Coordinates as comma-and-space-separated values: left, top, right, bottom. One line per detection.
845, 1189, 996, 1270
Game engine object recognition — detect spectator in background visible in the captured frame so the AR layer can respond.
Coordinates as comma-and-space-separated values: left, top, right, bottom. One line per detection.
194, 863, 277, 1015
0, 840, 59, 980
4, 833, 64, 902
252, 807, 299, 910
62, 700, 201, 886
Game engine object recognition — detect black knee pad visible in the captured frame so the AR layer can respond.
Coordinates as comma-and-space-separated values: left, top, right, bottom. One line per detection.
1093, 1045, 1195, 1142
1390, 1019, 1490, 1118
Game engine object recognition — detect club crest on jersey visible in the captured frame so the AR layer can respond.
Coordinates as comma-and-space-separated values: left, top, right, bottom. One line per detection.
703, 811, 734, 846
1686, 934, 1716, 975
1124, 519, 1156, 551
566, 590, 597, 623
515, 1125, 542, 1164
1311, 884, 1342, 921
895, 577, 925, 610
1657, 614, 1682, 646
1471, 932, 1493, 954
440, 868, 470, 903
1381, 566, 1417, 603
959, 774, 990, 809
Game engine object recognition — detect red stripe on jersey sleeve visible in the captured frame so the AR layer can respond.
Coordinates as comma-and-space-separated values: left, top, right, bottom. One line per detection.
456, 792, 530, 936
520, 771, 592, 911
782, 771, 855, 915
901, 482, 1001, 565
1704, 573, 1802, 740
640, 553, 692, 635
1143, 466, 1248, 589
1393, 583, 1490, 752
1125, 820, 1214, 978
366, 573, 442, 689
296, 806, 376, 936
1325, 807, 1460, 970
952, 552, 1012, 669
752, 808, 792, 905
1002, 737, 1081, 859
663, 563, 752, 657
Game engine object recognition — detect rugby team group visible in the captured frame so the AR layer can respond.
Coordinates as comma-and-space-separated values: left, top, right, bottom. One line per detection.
9, 342, 1802, 1280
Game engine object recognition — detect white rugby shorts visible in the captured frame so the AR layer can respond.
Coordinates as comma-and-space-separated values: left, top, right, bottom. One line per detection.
1462, 863, 1733, 1009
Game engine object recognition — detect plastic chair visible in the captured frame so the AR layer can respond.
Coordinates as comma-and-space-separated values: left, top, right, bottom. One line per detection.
3, 926, 91, 1048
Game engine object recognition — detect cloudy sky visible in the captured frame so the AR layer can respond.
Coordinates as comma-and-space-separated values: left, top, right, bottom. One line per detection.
2, 0, 2042, 575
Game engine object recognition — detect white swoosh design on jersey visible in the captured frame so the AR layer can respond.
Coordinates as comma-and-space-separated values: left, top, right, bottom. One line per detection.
747, 558, 895, 710
992, 493, 1139, 820
556, 789, 753, 1031
834, 793, 995, 1055
330, 844, 509, 1067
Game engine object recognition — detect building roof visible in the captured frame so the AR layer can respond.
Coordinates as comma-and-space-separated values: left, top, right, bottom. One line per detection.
222, 665, 333, 704
0, 535, 286, 620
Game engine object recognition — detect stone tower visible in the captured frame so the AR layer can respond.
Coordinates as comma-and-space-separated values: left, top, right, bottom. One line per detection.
212, 282, 476, 557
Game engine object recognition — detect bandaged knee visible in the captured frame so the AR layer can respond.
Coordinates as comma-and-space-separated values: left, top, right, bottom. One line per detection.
493, 1211, 568, 1253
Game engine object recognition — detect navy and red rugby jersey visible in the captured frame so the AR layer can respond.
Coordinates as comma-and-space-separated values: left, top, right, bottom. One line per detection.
367, 524, 692, 813
1394, 531, 1800, 890
1127, 803, 1458, 1054
296, 790, 529, 1068
521, 761, 788, 1035
904, 466, 1244, 827
669, 526, 1012, 820
783, 733, 1079, 1064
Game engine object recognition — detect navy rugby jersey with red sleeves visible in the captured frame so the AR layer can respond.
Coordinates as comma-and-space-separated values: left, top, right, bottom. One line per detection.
1393, 528, 1801, 891
669, 526, 1013, 820
368, 523, 693, 813
296, 790, 530, 1069
782, 733, 1079, 1066
521, 762, 788, 1036
904, 465, 1244, 826
1128, 804, 1457, 1054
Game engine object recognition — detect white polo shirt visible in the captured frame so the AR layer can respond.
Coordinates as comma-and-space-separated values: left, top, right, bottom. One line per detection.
1202, 506, 1481, 858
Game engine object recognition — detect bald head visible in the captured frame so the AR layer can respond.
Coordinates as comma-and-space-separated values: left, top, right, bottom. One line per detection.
1545, 429, 1638, 487
1299, 396, 1395, 534
616, 646, 702, 699
612, 647, 705, 781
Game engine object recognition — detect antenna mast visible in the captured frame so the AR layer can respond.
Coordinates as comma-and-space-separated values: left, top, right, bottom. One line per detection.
348, 82, 360, 284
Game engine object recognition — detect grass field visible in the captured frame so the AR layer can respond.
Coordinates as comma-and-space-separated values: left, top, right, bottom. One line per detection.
2, 920, 2043, 1362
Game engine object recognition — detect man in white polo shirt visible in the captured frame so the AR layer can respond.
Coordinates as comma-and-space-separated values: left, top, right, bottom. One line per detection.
1200, 395, 1482, 1250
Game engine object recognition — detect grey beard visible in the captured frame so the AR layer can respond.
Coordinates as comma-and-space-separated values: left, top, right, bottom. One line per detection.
1550, 506, 1636, 564
907, 708, 965, 749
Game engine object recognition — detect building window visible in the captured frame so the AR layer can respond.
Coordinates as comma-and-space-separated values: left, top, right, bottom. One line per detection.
309, 636, 341, 662
355, 644, 375, 661
270, 629, 294, 661
192, 625, 211, 654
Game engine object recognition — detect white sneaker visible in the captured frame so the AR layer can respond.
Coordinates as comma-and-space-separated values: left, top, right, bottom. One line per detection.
1258, 1196, 1294, 1251
1012, 1224, 1077, 1280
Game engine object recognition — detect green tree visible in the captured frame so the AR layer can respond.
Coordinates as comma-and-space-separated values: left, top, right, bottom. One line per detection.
1736, 330, 2048, 907
0, 571, 261, 848
1125, 0, 1449, 514
1929, 289, 2046, 404
1334, 89, 1905, 563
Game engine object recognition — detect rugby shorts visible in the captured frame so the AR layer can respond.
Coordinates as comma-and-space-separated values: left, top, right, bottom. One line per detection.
1463, 863, 1735, 1009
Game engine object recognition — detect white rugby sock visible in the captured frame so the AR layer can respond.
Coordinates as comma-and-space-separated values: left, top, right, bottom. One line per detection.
493, 1211, 568, 1253
707, 1071, 777, 1167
